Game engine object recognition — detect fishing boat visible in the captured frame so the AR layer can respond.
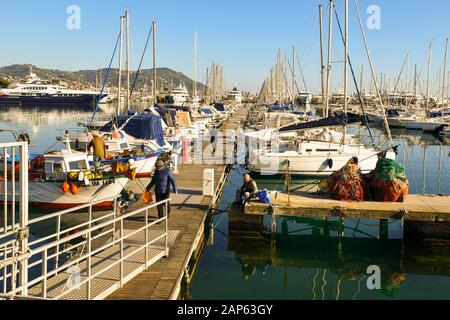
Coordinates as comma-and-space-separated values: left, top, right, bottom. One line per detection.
1, 148, 128, 209
67, 114, 170, 177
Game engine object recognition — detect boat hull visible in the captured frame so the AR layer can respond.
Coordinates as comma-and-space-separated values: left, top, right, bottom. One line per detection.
0, 94, 101, 110
249, 149, 396, 176
2, 177, 128, 209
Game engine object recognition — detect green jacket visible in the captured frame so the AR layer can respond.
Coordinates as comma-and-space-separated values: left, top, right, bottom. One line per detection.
88, 136, 106, 158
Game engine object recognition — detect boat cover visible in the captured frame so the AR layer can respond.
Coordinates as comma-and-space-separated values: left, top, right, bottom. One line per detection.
279, 113, 349, 132
101, 115, 165, 146
176, 111, 192, 126
214, 103, 225, 112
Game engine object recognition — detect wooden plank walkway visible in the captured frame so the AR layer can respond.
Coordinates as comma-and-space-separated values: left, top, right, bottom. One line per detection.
107, 107, 248, 300
245, 191, 450, 222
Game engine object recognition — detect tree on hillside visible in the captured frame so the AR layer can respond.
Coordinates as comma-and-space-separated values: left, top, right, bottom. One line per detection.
0, 77, 10, 88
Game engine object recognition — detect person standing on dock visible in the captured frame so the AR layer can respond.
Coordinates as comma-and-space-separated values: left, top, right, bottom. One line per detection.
240, 173, 258, 204
146, 159, 177, 219
87, 132, 106, 171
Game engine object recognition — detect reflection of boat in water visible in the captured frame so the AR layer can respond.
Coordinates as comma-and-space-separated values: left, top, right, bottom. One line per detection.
0, 106, 113, 128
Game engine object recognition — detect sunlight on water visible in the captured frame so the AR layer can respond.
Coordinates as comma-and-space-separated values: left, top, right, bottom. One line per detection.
0, 107, 449, 300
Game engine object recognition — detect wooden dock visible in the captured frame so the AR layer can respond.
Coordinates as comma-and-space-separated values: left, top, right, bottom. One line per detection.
106, 107, 248, 300
245, 191, 450, 222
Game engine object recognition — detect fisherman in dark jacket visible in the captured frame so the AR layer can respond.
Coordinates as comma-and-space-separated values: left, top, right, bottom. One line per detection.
146, 160, 177, 218
240, 173, 258, 203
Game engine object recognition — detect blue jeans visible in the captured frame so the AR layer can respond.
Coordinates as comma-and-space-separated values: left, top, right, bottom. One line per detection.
94, 156, 102, 170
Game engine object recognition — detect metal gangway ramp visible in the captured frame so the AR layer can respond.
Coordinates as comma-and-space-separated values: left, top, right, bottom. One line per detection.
1, 141, 172, 300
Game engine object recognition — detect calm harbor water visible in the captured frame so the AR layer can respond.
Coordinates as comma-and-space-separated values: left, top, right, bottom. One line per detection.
0, 106, 449, 300
188, 124, 450, 300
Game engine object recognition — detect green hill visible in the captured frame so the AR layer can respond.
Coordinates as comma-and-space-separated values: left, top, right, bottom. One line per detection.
0, 64, 204, 93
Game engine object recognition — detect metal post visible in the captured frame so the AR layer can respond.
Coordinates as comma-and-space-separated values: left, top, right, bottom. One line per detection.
165, 200, 169, 257
11, 147, 15, 228
18, 142, 29, 296
3, 147, 7, 232
87, 231, 91, 300
55, 215, 61, 274
145, 209, 149, 266
438, 143, 443, 195
42, 250, 47, 298
120, 219, 124, 285
422, 145, 427, 195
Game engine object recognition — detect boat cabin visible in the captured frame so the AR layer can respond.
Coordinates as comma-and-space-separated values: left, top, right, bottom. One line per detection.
43, 151, 90, 181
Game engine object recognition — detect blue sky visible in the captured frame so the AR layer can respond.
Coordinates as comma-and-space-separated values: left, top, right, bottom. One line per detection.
0, 0, 448, 92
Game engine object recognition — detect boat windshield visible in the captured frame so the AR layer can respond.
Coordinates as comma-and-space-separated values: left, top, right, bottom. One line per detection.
202, 108, 214, 115
67, 159, 88, 171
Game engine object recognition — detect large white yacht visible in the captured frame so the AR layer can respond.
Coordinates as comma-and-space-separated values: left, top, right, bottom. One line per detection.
168, 82, 190, 104
227, 83, 243, 103
0, 69, 105, 110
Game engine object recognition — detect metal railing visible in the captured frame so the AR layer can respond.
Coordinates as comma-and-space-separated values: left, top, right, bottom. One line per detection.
1, 140, 171, 300
2, 196, 170, 300
0, 141, 29, 296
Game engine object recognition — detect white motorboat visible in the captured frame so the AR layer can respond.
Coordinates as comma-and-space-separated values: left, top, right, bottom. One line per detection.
249, 140, 396, 176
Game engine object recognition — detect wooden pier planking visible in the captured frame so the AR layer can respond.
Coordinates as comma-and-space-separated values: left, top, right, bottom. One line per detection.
107, 107, 248, 300
245, 192, 450, 222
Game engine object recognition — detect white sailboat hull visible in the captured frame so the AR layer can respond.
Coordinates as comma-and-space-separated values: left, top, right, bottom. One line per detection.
249, 142, 396, 176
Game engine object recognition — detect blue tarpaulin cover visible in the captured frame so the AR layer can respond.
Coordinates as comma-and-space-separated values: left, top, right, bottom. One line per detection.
279, 113, 349, 132
101, 114, 165, 146
214, 103, 225, 112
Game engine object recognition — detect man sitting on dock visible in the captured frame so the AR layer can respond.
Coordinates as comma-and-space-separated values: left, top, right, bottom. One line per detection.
146, 160, 177, 219
87, 132, 106, 171
240, 173, 258, 204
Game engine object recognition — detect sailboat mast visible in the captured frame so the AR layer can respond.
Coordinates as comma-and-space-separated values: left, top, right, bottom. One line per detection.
442, 38, 448, 107
319, 5, 325, 112
152, 20, 157, 107
325, 0, 334, 118
425, 41, 433, 111
343, 0, 348, 143
414, 64, 417, 98
292, 46, 296, 102
193, 31, 198, 100
353, 0, 393, 145
125, 10, 130, 112
405, 53, 410, 110
117, 15, 124, 116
